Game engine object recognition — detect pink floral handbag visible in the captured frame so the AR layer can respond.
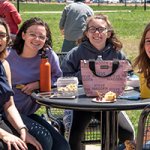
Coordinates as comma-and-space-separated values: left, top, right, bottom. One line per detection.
81, 59, 132, 97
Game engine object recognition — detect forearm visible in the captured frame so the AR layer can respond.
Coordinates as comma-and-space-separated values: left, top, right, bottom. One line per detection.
59, 9, 66, 30
3, 61, 27, 134
11, 11, 22, 24
26, 81, 39, 90
19, 81, 39, 95
4, 99, 26, 134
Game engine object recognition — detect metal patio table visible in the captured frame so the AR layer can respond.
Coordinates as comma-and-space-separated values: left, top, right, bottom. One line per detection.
32, 87, 150, 150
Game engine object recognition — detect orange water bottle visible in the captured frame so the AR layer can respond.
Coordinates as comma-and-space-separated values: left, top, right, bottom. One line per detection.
40, 55, 51, 92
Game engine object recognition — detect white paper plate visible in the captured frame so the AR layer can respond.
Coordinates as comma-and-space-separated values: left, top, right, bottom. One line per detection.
92, 98, 116, 103
124, 86, 134, 91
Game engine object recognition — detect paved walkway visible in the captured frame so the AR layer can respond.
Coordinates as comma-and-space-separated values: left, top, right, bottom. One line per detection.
86, 145, 100, 150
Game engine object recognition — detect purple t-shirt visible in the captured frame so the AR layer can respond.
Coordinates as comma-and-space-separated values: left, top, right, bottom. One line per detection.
6, 48, 62, 115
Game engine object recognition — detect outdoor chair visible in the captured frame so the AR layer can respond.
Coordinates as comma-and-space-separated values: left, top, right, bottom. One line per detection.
44, 52, 101, 149
46, 107, 101, 141
136, 104, 150, 150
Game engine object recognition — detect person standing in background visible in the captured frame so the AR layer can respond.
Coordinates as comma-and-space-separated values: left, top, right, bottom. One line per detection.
59, 0, 94, 52
0, 0, 22, 41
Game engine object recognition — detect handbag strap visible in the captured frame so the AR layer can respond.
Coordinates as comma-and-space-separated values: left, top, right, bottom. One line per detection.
89, 60, 119, 77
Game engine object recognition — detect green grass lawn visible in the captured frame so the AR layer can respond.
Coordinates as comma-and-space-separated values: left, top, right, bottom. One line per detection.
14, 2, 150, 135
18, 3, 150, 62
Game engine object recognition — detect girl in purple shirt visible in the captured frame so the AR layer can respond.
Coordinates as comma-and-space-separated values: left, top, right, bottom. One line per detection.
6, 17, 70, 150
7, 17, 62, 115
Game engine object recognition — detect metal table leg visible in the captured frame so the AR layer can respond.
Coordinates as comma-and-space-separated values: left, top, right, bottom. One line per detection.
101, 111, 118, 150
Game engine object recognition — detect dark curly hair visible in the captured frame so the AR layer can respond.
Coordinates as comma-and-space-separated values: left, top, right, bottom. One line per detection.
12, 17, 52, 55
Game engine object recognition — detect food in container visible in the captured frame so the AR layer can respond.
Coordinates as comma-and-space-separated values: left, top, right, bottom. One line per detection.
56, 77, 78, 97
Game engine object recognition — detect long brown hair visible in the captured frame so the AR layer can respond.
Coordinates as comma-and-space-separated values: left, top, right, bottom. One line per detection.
133, 22, 150, 88
0, 18, 10, 60
78, 14, 123, 50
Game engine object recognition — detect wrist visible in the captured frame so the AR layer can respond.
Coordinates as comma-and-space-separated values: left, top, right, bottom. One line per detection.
18, 125, 28, 133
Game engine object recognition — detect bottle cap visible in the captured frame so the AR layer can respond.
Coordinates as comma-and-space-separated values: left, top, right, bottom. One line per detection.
97, 55, 103, 60
41, 55, 48, 59
39, 50, 48, 58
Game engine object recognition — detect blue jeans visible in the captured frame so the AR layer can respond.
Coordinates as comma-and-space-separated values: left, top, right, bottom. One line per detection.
61, 39, 77, 52
21, 114, 53, 150
28, 114, 71, 150
0, 117, 41, 150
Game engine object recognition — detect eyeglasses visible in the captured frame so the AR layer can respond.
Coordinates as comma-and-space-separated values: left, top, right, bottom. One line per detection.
26, 32, 47, 41
145, 39, 150, 46
88, 27, 107, 33
0, 32, 7, 39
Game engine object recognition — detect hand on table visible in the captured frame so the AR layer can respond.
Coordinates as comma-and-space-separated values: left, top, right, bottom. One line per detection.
21, 82, 39, 95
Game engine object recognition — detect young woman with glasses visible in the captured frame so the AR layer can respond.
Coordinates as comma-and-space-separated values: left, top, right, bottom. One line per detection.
0, 18, 43, 150
61, 14, 135, 150
6, 17, 71, 150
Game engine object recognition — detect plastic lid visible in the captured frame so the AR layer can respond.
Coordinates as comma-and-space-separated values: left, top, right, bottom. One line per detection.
57, 77, 79, 85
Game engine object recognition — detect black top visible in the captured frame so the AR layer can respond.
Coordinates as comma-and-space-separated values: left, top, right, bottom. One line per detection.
61, 42, 126, 84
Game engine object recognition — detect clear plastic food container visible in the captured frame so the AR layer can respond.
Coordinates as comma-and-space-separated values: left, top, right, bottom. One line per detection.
126, 74, 139, 88
56, 77, 79, 97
